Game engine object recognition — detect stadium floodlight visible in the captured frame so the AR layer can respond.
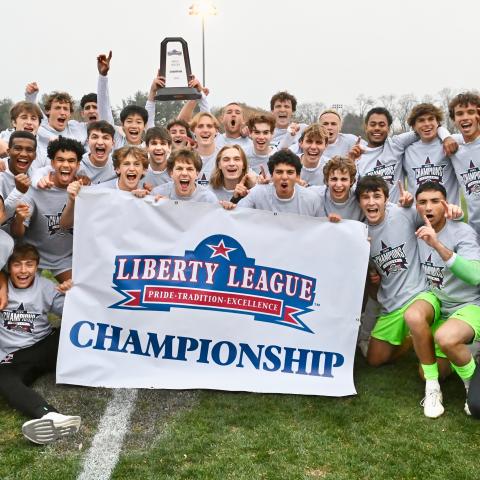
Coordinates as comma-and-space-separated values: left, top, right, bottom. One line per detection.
188, 1, 218, 86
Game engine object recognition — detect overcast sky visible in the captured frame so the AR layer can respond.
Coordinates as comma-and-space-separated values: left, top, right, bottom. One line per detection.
3, 0, 479, 112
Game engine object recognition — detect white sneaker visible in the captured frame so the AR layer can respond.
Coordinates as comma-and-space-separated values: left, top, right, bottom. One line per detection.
421, 389, 444, 418
22, 412, 81, 445
464, 401, 472, 416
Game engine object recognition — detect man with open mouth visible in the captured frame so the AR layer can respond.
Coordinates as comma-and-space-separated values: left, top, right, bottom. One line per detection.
237, 149, 323, 217
189, 112, 221, 187
10, 137, 85, 284
319, 109, 361, 162
0, 131, 37, 229
215, 102, 252, 151
356, 175, 462, 419
25, 85, 89, 161
143, 127, 173, 188
298, 124, 329, 187
0, 244, 80, 445
415, 181, 480, 417
0, 101, 43, 163
152, 149, 217, 204
244, 113, 276, 176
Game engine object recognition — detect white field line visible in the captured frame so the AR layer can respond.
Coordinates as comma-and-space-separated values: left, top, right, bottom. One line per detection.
77, 388, 138, 480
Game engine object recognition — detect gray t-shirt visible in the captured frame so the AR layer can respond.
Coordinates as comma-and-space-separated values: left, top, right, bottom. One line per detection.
209, 185, 235, 202
152, 182, 218, 203
197, 148, 220, 187
215, 133, 252, 151
450, 137, 480, 236
0, 230, 13, 269
310, 185, 364, 221
403, 138, 459, 204
78, 152, 117, 185
418, 220, 480, 317
300, 160, 326, 187
323, 133, 359, 162
244, 144, 274, 175
22, 186, 72, 272
238, 183, 323, 217
0, 275, 64, 362
142, 167, 171, 188
367, 203, 426, 313
357, 132, 418, 203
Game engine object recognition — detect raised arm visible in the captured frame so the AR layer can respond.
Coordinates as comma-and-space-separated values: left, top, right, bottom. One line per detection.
60, 181, 83, 229
97, 51, 115, 125
146, 70, 166, 129
177, 75, 210, 122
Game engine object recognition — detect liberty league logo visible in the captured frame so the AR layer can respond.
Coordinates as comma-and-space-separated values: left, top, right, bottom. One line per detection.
111, 235, 317, 332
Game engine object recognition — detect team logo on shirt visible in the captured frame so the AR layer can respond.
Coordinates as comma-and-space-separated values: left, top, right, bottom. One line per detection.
110, 234, 317, 333
372, 241, 408, 276
197, 174, 209, 187
459, 161, 480, 195
366, 161, 395, 185
2, 303, 40, 333
44, 205, 72, 236
413, 157, 445, 185
421, 254, 444, 289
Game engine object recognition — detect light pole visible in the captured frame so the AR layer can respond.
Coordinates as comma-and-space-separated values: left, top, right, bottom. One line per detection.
189, 1, 217, 87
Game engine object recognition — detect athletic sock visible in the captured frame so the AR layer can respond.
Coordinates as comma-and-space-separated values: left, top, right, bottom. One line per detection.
451, 357, 476, 388
421, 362, 440, 383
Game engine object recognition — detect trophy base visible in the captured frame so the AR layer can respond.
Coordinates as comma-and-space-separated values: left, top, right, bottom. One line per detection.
155, 88, 202, 101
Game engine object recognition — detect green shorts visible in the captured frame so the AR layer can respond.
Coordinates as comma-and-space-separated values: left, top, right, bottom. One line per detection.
434, 304, 480, 358
371, 291, 441, 346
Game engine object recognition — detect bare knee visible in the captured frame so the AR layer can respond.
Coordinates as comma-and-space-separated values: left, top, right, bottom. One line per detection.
404, 309, 428, 330
434, 329, 456, 352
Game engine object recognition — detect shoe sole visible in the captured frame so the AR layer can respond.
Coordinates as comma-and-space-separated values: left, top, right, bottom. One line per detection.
22, 417, 81, 445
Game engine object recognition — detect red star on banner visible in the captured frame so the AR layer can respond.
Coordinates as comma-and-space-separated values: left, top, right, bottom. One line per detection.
207, 239, 237, 260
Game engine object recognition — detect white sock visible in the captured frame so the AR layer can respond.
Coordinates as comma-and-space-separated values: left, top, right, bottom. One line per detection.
425, 379, 440, 392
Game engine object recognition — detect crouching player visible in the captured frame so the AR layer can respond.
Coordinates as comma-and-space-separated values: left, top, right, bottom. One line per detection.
0, 244, 80, 444
415, 181, 480, 417
356, 175, 461, 418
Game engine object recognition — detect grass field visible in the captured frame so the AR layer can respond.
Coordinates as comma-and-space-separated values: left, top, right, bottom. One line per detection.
0, 349, 478, 480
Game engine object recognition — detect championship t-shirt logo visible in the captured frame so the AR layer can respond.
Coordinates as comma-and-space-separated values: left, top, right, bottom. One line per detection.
111, 235, 317, 332
197, 173, 209, 187
372, 241, 408, 276
2, 303, 40, 333
460, 160, 480, 195
421, 254, 444, 289
366, 161, 395, 185
413, 157, 445, 185
44, 205, 72, 236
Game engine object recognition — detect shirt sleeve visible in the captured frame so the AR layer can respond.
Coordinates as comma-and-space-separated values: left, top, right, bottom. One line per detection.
145, 100, 156, 129
97, 75, 115, 125
237, 188, 257, 209
450, 255, 480, 286
391, 131, 419, 150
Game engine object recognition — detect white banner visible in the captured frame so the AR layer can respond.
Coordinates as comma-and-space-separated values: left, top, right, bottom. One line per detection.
57, 189, 369, 396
